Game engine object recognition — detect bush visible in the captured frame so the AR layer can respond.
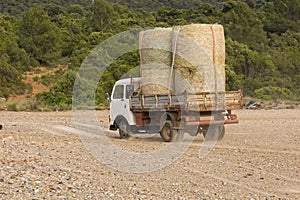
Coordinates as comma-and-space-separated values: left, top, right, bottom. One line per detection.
7, 102, 18, 111
254, 86, 295, 101
41, 74, 54, 86
32, 76, 39, 82
243, 78, 263, 97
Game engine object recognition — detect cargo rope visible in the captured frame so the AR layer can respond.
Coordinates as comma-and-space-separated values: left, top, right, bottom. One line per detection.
139, 31, 144, 94
169, 28, 181, 95
211, 25, 219, 110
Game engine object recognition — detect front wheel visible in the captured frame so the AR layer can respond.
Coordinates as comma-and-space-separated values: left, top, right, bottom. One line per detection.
117, 119, 130, 139
160, 121, 177, 142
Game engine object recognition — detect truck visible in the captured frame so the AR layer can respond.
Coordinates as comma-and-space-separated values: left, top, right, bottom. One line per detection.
108, 24, 243, 142
108, 77, 242, 142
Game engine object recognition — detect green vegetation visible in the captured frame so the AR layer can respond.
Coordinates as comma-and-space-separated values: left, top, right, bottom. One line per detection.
0, 0, 89, 16
109, 0, 203, 11
7, 102, 17, 111
0, 0, 299, 110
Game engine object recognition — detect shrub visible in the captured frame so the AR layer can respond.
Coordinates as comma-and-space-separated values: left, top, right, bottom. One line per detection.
7, 102, 18, 111
32, 76, 39, 82
254, 86, 295, 101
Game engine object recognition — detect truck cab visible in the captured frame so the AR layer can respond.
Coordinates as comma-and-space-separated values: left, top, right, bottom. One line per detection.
109, 78, 140, 138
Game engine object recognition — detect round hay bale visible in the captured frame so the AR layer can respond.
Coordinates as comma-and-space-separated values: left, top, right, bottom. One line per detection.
140, 64, 174, 95
139, 28, 174, 95
173, 24, 225, 93
139, 28, 173, 67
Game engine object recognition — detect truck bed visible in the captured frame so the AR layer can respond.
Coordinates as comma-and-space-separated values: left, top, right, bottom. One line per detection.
130, 90, 243, 112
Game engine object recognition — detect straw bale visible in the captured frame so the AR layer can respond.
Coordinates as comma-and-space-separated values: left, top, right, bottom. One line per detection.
139, 24, 226, 95
140, 28, 173, 66
173, 24, 225, 93
139, 28, 174, 94
140, 64, 174, 95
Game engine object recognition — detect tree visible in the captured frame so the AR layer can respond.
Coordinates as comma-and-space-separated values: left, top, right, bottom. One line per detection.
17, 6, 62, 65
0, 14, 30, 98
0, 60, 26, 99
57, 6, 90, 65
273, 0, 300, 21
0, 14, 30, 70
36, 70, 77, 108
226, 38, 275, 96
222, 1, 267, 50
90, 0, 115, 32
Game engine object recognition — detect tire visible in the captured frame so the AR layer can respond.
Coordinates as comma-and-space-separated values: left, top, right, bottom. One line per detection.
117, 119, 130, 139
203, 125, 225, 141
160, 121, 177, 142
185, 126, 198, 137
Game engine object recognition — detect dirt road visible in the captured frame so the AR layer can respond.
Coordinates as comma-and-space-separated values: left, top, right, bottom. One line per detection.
0, 109, 299, 199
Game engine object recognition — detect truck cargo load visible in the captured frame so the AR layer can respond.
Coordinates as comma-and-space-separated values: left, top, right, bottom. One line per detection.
139, 24, 225, 95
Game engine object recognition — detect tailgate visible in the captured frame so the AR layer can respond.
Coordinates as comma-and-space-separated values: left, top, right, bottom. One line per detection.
186, 90, 243, 111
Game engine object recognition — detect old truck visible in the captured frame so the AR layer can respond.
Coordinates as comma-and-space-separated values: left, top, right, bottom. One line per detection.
108, 77, 242, 142
108, 24, 243, 141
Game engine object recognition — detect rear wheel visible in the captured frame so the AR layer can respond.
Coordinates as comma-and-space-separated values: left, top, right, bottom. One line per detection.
117, 119, 130, 139
203, 125, 225, 141
160, 121, 177, 142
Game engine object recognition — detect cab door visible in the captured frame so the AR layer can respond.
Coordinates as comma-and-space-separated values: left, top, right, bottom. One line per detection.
110, 84, 125, 123
124, 85, 135, 125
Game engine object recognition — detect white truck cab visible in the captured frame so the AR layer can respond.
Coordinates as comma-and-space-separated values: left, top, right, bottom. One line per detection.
109, 77, 140, 138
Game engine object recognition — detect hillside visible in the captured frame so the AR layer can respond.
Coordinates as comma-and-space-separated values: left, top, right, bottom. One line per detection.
108, 0, 203, 10
0, 0, 90, 16
7, 66, 67, 103
0, 0, 299, 111
0, 0, 221, 16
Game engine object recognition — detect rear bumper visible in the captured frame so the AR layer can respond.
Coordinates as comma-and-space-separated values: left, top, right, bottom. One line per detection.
185, 114, 239, 126
185, 119, 239, 126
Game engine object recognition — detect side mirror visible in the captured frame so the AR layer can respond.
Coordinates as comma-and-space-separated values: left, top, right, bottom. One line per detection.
105, 93, 111, 101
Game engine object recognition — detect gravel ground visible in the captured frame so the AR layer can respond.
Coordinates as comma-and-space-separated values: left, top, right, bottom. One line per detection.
0, 109, 299, 199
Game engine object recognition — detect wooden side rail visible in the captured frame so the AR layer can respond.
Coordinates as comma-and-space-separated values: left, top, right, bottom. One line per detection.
130, 90, 242, 112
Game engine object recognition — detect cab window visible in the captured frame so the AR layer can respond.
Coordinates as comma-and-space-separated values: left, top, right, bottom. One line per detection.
113, 85, 124, 99
125, 85, 131, 99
